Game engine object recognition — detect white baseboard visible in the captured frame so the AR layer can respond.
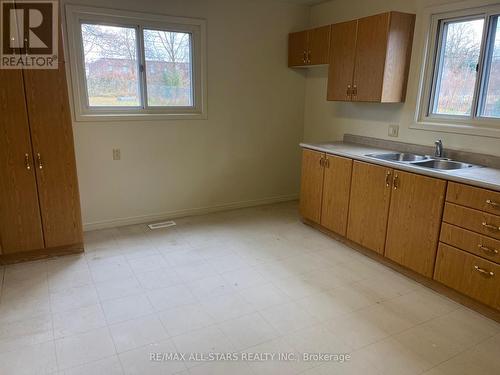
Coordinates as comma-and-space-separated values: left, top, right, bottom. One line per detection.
83, 194, 299, 231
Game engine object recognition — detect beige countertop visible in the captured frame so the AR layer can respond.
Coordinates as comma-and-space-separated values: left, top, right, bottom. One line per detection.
300, 141, 500, 193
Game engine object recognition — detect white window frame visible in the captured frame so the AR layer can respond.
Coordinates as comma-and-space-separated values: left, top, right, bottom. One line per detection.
414, 2, 500, 138
65, 5, 207, 122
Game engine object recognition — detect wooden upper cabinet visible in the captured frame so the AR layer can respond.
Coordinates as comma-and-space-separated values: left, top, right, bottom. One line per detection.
353, 13, 390, 102
0, 70, 45, 254
347, 161, 392, 254
327, 11, 415, 103
320, 155, 352, 236
23, 63, 83, 248
327, 20, 358, 101
288, 25, 331, 67
299, 149, 325, 224
289, 30, 309, 67
307, 26, 331, 65
384, 171, 447, 277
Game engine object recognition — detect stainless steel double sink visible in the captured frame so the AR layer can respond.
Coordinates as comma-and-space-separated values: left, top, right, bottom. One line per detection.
365, 152, 480, 171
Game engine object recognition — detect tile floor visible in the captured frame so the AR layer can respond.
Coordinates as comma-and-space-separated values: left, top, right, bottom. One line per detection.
0, 202, 499, 375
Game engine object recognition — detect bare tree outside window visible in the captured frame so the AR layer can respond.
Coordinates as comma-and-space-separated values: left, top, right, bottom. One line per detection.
144, 30, 193, 106
432, 18, 484, 116
480, 16, 500, 118
81, 24, 140, 107
424, 9, 500, 124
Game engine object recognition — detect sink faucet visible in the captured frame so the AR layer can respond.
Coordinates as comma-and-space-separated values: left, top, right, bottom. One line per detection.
434, 139, 444, 158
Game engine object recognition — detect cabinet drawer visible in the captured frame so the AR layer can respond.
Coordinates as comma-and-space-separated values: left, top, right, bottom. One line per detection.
440, 223, 500, 264
443, 203, 500, 241
434, 243, 500, 310
447, 182, 500, 216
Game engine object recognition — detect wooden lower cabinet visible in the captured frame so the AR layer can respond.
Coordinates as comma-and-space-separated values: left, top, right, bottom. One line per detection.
0, 70, 45, 253
299, 149, 500, 312
435, 243, 500, 310
24, 63, 83, 248
385, 171, 446, 277
443, 203, 500, 241
346, 161, 392, 254
447, 182, 500, 216
440, 223, 500, 264
320, 155, 352, 236
299, 149, 325, 223
0, 60, 83, 261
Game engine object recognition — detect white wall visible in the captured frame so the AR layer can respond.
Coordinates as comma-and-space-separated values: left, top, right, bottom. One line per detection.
305, 0, 500, 156
62, 0, 310, 230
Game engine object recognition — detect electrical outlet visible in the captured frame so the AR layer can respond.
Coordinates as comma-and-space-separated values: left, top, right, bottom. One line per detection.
388, 124, 399, 138
112, 148, 121, 160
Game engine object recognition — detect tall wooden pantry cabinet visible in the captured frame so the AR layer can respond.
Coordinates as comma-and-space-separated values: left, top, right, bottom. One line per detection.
0, 39, 83, 264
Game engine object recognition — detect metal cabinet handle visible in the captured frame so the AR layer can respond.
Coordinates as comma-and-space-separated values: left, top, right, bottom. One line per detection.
486, 199, 499, 208
393, 173, 399, 190
24, 153, 31, 170
478, 244, 499, 255
352, 84, 358, 97
385, 170, 392, 187
303, 50, 307, 64
473, 265, 494, 277
482, 222, 500, 231
36, 153, 43, 169
307, 50, 311, 64
325, 157, 330, 168
319, 157, 324, 167
347, 84, 352, 97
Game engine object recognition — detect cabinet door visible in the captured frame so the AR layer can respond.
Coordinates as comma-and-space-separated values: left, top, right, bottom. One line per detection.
347, 161, 392, 254
353, 13, 390, 102
308, 25, 331, 65
299, 149, 325, 224
23, 63, 83, 248
0, 71, 45, 254
320, 155, 352, 236
288, 30, 308, 67
327, 20, 357, 101
435, 243, 500, 310
385, 171, 446, 277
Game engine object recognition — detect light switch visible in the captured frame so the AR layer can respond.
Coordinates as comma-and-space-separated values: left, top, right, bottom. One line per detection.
388, 124, 399, 137
113, 148, 121, 160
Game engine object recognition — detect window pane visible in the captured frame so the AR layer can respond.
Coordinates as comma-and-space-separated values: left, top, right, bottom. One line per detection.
480, 16, 500, 118
81, 24, 140, 107
432, 18, 484, 116
143, 29, 193, 107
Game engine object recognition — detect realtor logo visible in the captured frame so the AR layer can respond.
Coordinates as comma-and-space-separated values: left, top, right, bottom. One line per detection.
1, 0, 58, 69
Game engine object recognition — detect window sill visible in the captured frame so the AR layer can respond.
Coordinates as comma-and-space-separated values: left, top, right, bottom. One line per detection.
411, 119, 500, 139
74, 111, 207, 122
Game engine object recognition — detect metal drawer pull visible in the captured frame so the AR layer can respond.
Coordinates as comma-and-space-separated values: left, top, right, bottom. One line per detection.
385, 170, 391, 187
478, 244, 499, 255
393, 174, 399, 190
24, 153, 31, 170
482, 222, 500, 231
486, 199, 499, 207
473, 265, 494, 277
36, 153, 43, 169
